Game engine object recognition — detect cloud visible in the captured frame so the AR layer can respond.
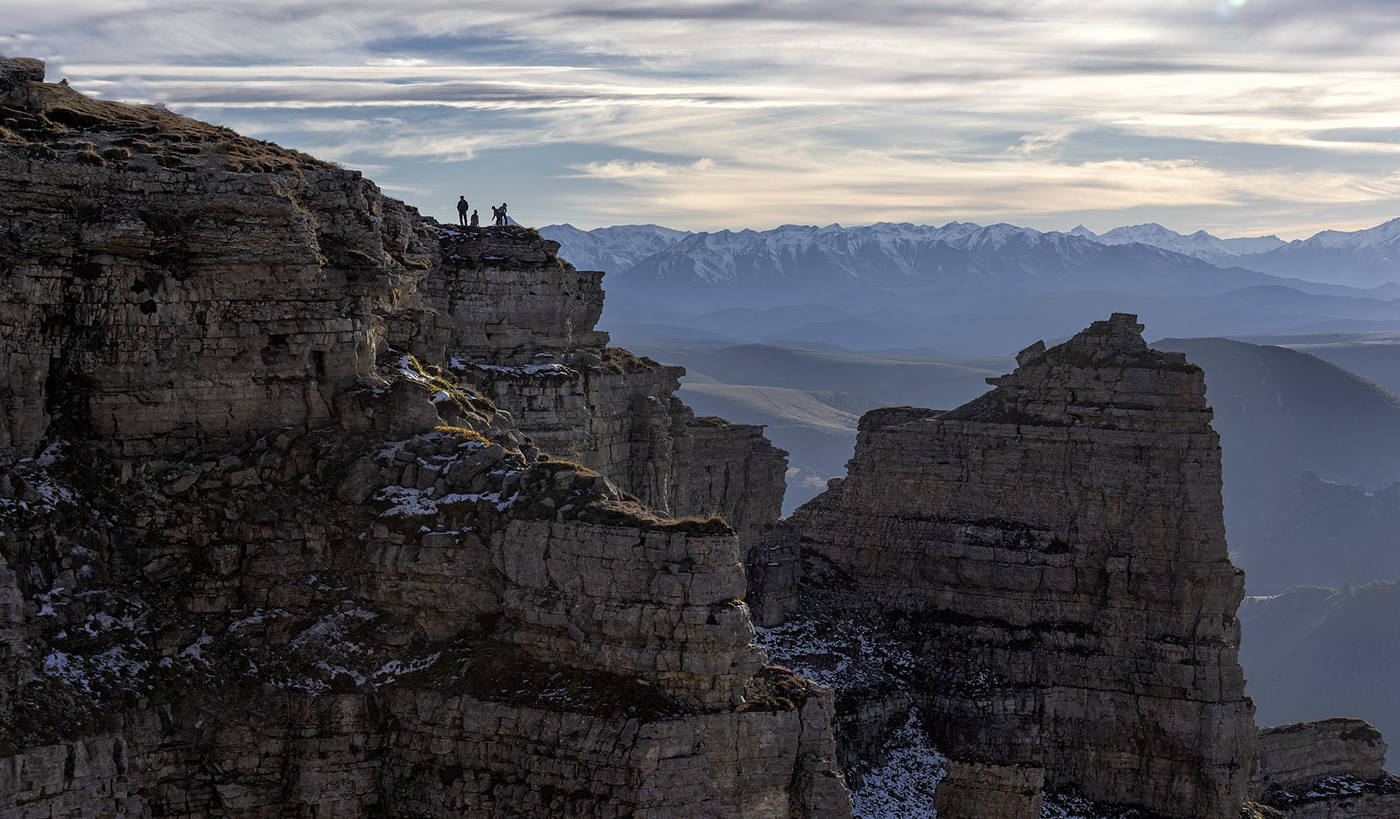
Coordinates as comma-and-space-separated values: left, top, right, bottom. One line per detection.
14, 1, 1400, 236
1013, 129, 1076, 158
566, 158, 716, 179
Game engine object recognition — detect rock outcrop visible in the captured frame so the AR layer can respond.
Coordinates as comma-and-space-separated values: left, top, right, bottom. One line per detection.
5, 56, 1394, 819
1249, 719, 1400, 819
426, 228, 788, 533
783, 314, 1257, 818
1257, 719, 1387, 793
0, 58, 846, 818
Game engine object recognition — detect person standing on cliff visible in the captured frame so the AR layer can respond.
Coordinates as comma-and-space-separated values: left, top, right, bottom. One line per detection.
456, 195, 469, 226
490, 205, 500, 227
498, 202, 508, 226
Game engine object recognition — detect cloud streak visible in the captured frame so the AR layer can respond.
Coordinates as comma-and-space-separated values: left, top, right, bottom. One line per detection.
10, 1, 1400, 236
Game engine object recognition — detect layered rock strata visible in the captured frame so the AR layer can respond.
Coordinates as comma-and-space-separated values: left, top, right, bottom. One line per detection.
0, 58, 846, 818
1250, 719, 1400, 819
0, 55, 782, 531
431, 226, 788, 531
788, 314, 1257, 818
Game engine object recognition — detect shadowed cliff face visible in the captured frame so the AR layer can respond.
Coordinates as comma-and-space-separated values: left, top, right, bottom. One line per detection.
5, 57, 1394, 819
781, 314, 1256, 818
0, 58, 843, 818
0, 55, 436, 463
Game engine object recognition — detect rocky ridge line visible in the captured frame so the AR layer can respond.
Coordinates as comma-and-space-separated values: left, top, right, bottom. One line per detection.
0, 57, 846, 818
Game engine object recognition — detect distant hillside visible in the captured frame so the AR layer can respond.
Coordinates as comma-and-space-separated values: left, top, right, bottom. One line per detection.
1231, 332, 1400, 395
1240, 472, 1400, 593
1240, 581, 1400, 746
1155, 337, 1400, 592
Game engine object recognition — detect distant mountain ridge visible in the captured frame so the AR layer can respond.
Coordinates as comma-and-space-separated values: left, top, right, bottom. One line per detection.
1070, 223, 1287, 267
536, 223, 689, 274
541, 217, 1400, 291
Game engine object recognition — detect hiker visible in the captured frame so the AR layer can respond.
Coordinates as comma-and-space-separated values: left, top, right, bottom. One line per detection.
490, 205, 500, 226
470, 209, 479, 229
456, 195, 469, 226
498, 202, 508, 226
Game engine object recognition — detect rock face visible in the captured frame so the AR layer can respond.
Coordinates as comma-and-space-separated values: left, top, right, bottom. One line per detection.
1257, 719, 1387, 793
1, 66, 432, 463
428, 228, 788, 532
0, 58, 846, 818
787, 314, 1256, 818
1251, 719, 1400, 819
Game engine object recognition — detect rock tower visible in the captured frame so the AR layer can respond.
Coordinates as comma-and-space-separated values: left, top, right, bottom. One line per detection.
790, 313, 1256, 817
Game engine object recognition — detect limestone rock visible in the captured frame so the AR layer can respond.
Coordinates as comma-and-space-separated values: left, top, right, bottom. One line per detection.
1257, 718, 1388, 793
0, 60, 846, 818
784, 313, 1255, 818
1249, 719, 1400, 819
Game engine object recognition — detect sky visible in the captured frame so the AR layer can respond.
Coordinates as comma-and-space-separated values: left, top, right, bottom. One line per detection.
6, 1, 1400, 237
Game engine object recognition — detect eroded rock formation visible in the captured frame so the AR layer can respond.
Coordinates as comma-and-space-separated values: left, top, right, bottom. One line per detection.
787, 313, 1255, 818
3, 56, 1393, 819
759, 313, 1400, 819
424, 227, 788, 533
1251, 719, 1400, 819
0, 58, 845, 817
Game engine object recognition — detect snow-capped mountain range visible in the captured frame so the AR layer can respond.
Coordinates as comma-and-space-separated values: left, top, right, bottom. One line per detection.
540, 217, 1400, 292
1069, 223, 1287, 267
534, 223, 689, 276
540, 217, 1400, 357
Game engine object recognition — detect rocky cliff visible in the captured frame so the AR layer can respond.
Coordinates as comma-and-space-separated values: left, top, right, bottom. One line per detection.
0, 57, 845, 817
3, 56, 1394, 819
1252, 719, 1400, 819
418, 226, 787, 532
760, 313, 1398, 819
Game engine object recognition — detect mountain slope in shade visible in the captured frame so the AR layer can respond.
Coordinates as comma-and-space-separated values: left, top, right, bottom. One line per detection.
1239, 581, 1400, 751
1245, 471, 1400, 593
1155, 336, 1400, 593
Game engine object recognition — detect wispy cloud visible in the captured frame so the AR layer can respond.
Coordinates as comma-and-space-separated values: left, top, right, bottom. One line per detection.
11, 1, 1400, 235
567, 158, 716, 179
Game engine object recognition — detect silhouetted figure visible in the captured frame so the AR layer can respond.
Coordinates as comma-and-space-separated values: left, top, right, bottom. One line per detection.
456, 195, 469, 226
470, 209, 479, 228
490, 205, 500, 226
497, 202, 508, 226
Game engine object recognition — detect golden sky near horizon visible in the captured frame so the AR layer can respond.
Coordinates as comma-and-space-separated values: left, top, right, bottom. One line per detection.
8, 0, 1400, 237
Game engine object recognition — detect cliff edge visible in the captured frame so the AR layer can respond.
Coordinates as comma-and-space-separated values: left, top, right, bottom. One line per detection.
0, 57, 844, 817
761, 313, 1399, 819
